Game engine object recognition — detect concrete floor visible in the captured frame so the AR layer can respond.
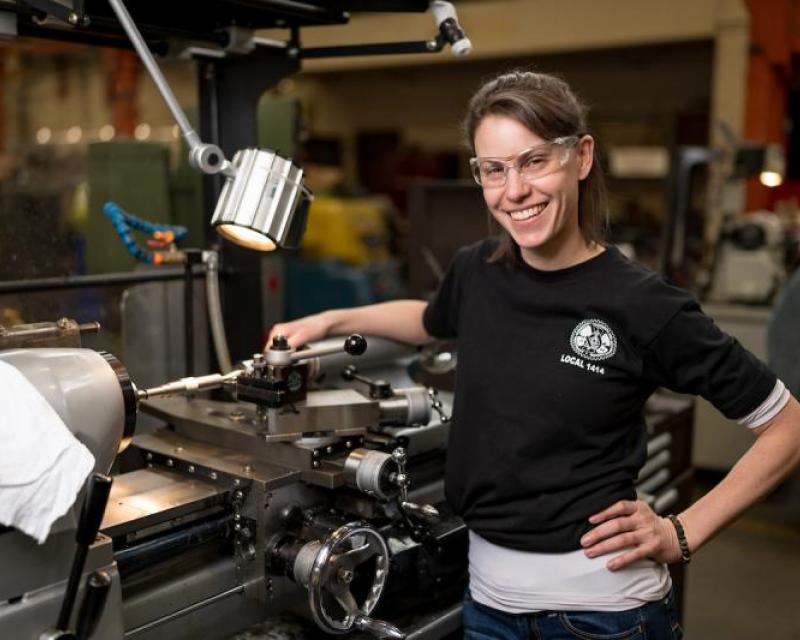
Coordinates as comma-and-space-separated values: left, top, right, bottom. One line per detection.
683, 476, 800, 639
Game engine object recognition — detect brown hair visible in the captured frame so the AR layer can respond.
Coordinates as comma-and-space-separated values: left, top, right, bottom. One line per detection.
463, 70, 608, 265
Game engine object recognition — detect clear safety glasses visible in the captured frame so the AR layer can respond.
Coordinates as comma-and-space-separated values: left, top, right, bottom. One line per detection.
469, 136, 580, 188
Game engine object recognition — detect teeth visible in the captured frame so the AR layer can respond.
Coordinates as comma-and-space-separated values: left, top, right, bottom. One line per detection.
508, 202, 547, 221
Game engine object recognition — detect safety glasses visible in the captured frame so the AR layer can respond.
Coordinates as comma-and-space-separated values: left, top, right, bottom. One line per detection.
469, 136, 579, 188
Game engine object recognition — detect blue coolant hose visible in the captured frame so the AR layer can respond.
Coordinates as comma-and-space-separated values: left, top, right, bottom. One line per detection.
103, 201, 188, 264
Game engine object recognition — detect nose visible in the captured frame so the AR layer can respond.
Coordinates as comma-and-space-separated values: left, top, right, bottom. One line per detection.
504, 166, 531, 201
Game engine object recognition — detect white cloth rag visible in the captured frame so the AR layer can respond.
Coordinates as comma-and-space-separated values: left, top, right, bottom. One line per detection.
0, 359, 95, 543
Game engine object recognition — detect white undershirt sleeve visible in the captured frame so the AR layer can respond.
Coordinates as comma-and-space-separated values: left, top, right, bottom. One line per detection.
736, 379, 791, 429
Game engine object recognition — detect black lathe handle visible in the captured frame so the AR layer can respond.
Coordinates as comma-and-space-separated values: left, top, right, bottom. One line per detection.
56, 473, 112, 632
75, 570, 112, 639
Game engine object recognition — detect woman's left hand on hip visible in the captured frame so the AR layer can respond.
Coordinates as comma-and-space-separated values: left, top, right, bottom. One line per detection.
580, 500, 682, 570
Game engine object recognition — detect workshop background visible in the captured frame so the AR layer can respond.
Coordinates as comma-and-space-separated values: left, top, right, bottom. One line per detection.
1, 0, 800, 637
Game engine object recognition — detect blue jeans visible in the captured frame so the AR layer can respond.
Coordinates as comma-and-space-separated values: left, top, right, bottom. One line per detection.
462, 589, 684, 640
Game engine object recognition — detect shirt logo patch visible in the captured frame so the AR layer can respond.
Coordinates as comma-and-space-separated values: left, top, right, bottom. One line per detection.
570, 319, 617, 361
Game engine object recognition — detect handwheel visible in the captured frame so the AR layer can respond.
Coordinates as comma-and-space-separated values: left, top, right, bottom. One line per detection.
303, 523, 403, 638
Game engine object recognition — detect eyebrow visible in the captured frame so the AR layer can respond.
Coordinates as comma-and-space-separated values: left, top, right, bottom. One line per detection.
473, 143, 553, 162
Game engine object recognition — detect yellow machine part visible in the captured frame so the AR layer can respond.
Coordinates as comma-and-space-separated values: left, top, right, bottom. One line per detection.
301, 195, 392, 266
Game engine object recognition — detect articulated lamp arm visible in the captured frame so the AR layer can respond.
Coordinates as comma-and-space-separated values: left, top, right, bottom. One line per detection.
106, 0, 234, 177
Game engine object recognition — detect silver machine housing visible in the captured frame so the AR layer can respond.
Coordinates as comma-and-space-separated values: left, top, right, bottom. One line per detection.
0, 332, 463, 640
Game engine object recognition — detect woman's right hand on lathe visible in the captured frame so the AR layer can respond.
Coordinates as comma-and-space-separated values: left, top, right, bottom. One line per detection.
266, 313, 331, 350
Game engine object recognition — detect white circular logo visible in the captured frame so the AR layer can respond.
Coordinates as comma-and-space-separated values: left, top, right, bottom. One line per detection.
570, 319, 617, 361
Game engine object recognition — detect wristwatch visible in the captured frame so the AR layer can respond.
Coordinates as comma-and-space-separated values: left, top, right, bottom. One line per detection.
667, 514, 691, 564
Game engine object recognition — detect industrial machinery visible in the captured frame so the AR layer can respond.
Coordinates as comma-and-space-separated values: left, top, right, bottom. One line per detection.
0, 321, 464, 639
708, 211, 787, 304
0, 3, 476, 637
0, 0, 474, 366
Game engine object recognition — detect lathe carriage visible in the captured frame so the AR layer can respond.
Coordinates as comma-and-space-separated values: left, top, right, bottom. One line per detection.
0, 319, 467, 639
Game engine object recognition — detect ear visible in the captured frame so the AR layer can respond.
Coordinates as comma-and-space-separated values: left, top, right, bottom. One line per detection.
577, 135, 594, 180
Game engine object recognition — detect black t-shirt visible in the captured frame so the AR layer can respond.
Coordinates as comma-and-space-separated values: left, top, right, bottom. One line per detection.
423, 238, 776, 552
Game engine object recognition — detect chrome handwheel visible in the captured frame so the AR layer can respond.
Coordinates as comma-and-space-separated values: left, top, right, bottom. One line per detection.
301, 522, 402, 638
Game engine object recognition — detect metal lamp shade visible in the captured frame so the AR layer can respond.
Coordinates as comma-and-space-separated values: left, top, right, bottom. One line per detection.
211, 148, 312, 251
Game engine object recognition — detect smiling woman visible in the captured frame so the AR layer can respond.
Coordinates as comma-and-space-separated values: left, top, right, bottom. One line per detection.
464, 71, 608, 270
266, 69, 800, 640
472, 115, 599, 270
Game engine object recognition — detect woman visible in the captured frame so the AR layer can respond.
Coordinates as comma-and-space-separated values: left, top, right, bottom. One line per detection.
270, 71, 800, 639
